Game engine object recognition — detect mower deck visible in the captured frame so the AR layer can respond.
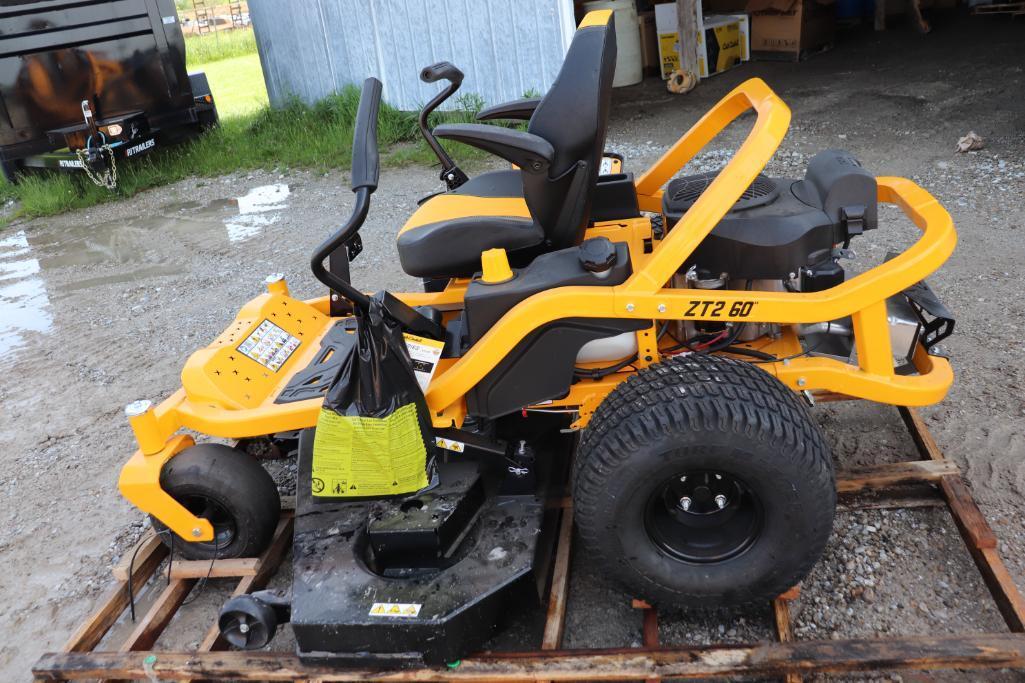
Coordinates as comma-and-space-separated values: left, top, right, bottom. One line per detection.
38, 407, 1025, 681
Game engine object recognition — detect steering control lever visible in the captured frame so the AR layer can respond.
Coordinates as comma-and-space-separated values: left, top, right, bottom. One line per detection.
418, 61, 469, 190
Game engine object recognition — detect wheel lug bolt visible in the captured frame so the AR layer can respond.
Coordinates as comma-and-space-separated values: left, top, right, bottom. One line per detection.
679, 496, 692, 511
714, 494, 728, 509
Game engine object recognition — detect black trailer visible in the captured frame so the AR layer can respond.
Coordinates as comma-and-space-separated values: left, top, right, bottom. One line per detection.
0, 0, 218, 186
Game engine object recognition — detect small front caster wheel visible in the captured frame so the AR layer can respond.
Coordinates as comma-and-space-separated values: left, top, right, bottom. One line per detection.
218, 595, 278, 649
150, 443, 280, 560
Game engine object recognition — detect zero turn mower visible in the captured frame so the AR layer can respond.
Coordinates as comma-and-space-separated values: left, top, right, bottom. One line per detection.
117, 9, 956, 666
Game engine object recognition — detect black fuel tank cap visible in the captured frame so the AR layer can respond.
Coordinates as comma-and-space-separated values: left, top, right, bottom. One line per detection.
578, 237, 616, 273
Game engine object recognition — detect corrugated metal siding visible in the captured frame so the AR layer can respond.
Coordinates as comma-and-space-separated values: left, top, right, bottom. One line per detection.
248, 0, 575, 111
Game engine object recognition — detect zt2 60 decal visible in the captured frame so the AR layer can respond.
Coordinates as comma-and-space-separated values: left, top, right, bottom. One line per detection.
684, 300, 757, 319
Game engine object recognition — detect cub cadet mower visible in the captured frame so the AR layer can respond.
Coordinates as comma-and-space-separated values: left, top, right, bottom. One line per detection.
117, 10, 956, 666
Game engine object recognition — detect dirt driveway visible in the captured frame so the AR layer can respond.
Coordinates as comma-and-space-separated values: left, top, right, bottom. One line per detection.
2, 16, 1024, 681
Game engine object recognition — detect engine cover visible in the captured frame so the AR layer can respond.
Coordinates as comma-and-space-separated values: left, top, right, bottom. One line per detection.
662, 150, 877, 280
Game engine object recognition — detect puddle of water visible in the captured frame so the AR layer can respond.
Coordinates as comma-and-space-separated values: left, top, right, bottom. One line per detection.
0, 183, 291, 363
225, 183, 291, 242
0, 231, 54, 361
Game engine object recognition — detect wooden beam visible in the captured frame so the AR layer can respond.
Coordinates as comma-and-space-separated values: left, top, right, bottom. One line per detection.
118, 579, 196, 652
675, 0, 700, 81
111, 533, 161, 582
898, 406, 1025, 632
33, 632, 1025, 681
835, 459, 958, 494
772, 595, 801, 683
167, 557, 259, 580
63, 537, 167, 652
541, 509, 574, 651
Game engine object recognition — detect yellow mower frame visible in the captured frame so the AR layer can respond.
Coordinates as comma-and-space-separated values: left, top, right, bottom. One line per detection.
120, 77, 956, 542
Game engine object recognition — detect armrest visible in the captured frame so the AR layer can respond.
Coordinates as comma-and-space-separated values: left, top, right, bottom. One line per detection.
434, 123, 553, 174
475, 97, 541, 122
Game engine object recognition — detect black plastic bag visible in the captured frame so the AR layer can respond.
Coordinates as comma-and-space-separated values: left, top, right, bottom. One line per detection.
311, 292, 437, 498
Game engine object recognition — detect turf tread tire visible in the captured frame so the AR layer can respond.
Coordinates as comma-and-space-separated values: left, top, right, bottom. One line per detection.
573, 354, 835, 607
153, 444, 280, 561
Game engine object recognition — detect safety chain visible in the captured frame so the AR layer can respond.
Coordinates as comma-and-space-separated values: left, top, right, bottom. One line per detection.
75, 141, 118, 190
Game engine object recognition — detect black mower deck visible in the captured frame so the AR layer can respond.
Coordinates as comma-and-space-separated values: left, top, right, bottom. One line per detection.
34, 405, 1025, 681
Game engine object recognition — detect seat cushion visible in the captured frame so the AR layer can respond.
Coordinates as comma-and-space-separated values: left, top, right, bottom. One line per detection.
397, 171, 545, 278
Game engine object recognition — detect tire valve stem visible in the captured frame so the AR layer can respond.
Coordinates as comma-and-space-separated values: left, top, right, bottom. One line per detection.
714, 494, 728, 509
679, 496, 692, 511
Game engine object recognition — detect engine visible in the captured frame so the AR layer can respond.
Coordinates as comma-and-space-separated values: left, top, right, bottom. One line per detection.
663, 149, 877, 288
663, 149, 880, 348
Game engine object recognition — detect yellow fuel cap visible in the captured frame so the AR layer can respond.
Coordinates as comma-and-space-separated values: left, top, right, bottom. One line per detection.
480, 248, 514, 284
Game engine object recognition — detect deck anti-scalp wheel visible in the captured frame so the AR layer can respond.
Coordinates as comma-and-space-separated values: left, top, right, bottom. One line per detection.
573, 354, 836, 607
151, 443, 280, 561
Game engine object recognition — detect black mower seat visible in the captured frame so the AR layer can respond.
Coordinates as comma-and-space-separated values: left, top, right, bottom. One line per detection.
397, 170, 543, 278
396, 10, 616, 280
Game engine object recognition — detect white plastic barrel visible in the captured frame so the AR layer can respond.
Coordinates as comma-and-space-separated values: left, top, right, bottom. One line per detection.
582, 0, 643, 87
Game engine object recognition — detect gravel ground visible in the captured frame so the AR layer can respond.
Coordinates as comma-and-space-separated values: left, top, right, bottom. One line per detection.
1, 14, 1024, 682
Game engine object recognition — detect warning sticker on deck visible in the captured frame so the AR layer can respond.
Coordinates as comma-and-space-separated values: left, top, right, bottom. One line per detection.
311, 403, 429, 498
237, 319, 300, 372
402, 333, 444, 391
369, 602, 422, 618
435, 437, 465, 453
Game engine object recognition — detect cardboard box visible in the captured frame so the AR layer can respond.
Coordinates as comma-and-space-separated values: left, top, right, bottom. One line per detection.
746, 0, 834, 61
655, 3, 749, 79
638, 11, 660, 74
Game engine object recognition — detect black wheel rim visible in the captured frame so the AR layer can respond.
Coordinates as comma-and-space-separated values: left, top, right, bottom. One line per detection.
180, 495, 236, 550
644, 469, 763, 563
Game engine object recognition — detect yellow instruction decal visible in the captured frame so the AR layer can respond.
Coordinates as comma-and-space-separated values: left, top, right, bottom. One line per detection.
311, 403, 428, 497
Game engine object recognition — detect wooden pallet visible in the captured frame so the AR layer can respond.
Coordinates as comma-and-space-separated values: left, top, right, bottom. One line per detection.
973, 1, 1025, 15
34, 406, 1025, 681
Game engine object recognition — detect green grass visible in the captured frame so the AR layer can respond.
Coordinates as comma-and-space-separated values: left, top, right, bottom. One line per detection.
184, 28, 258, 70
0, 83, 493, 225
200, 53, 268, 117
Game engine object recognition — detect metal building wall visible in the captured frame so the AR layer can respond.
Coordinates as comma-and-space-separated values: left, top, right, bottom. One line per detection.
248, 0, 576, 111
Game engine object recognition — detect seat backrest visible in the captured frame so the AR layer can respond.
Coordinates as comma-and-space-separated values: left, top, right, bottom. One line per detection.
523, 11, 617, 250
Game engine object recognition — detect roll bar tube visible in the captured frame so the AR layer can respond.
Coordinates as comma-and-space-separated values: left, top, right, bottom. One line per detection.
310, 77, 382, 312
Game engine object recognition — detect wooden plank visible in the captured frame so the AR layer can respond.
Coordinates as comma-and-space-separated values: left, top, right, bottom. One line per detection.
838, 493, 945, 512
111, 533, 161, 582
118, 579, 196, 652
938, 474, 997, 550
168, 557, 259, 580
63, 538, 168, 652
898, 406, 1025, 631
836, 459, 958, 494
897, 406, 944, 461
541, 509, 574, 651
973, 547, 1025, 633
33, 632, 1025, 681
772, 597, 801, 683
641, 606, 659, 683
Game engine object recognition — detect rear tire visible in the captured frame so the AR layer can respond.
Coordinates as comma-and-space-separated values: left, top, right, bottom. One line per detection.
151, 444, 280, 560
573, 354, 835, 608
